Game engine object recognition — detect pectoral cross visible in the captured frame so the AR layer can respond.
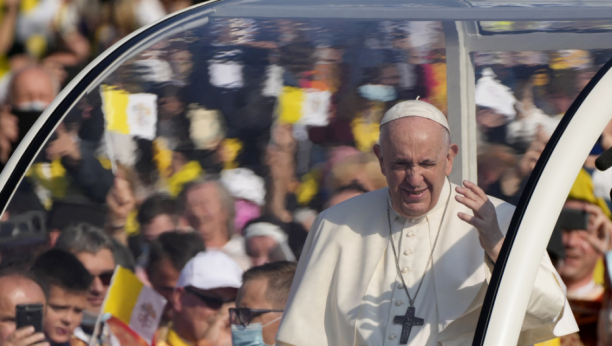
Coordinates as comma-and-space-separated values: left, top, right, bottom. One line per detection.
393, 306, 424, 344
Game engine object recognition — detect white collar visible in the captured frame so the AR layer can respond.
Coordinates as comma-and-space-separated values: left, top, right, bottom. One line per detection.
568, 279, 597, 299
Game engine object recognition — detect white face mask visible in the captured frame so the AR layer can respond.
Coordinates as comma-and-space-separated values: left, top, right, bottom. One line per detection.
14, 100, 49, 112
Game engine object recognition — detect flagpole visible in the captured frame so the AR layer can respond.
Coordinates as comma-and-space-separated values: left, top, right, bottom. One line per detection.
88, 312, 104, 346
104, 131, 118, 175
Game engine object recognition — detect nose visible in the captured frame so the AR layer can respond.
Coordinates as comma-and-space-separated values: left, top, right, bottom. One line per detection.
405, 167, 424, 188
562, 230, 581, 249
61, 311, 74, 326
91, 276, 104, 295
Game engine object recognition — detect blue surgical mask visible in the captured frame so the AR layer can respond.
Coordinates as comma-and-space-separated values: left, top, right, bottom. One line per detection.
358, 84, 397, 102
231, 317, 282, 346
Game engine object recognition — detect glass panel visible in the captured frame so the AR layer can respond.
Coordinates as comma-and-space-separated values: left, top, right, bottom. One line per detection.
480, 20, 612, 34
473, 47, 612, 329
0, 12, 449, 269
474, 48, 612, 203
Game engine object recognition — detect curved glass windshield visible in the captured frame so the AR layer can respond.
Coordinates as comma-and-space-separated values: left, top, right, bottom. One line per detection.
1, 12, 451, 253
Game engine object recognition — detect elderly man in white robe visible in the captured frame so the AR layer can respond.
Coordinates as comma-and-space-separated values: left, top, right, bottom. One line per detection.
276, 100, 578, 346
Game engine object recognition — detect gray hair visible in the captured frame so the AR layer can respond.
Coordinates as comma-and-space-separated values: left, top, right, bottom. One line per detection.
179, 175, 236, 240
55, 223, 114, 255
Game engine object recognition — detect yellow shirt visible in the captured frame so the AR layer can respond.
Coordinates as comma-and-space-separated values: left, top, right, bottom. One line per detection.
156, 328, 192, 346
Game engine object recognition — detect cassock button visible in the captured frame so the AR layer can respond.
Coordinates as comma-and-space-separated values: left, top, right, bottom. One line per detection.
388, 335, 397, 341
406, 232, 415, 238
395, 300, 403, 306
398, 283, 404, 289
401, 267, 410, 273
403, 250, 412, 256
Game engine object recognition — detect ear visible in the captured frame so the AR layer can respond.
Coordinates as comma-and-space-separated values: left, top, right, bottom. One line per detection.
172, 288, 184, 312
445, 144, 459, 176
48, 230, 61, 248
373, 144, 386, 177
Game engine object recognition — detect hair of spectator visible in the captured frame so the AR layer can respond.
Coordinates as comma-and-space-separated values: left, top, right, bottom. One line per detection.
146, 231, 205, 274
110, 237, 135, 271
242, 261, 297, 310
332, 181, 369, 197
54, 223, 114, 255
30, 249, 93, 295
179, 175, 236, 239
0, 268, 48, 298
137, 193, 179, 227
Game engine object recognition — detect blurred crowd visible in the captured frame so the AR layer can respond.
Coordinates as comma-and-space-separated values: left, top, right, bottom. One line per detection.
0, 1, 612, 344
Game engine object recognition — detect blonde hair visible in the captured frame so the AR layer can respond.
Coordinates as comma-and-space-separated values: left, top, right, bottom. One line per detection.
328, 152, 387, 192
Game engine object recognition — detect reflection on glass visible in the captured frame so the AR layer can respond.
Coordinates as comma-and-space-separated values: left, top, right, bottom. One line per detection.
480, 21, 612, 34
474, 48, 612, 206
1, 17, 450, 270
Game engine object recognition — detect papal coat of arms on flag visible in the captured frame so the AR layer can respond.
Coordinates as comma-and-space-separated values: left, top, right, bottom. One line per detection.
101, 266, 167, 346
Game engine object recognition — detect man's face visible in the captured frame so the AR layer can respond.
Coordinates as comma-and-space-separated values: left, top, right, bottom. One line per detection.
10, 73, 55, 110
142, 214, 176, 243
559, 200, 601, 286
374, 117, 457, 218
173, 286, 236, 343
184, 184, 228, 242
75, 249, 116, 315
236, 278, 282, 346
147, 256, 180, 321
44, 286, 87, 344
0, 276, 46, 344
380, 65, 400, 86
159, 96, 184, 119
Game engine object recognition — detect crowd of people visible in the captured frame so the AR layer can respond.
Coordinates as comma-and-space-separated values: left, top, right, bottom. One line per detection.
0, 1, 611, 344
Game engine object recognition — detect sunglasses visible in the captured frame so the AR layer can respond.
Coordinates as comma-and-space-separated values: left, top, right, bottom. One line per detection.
94, 271, 115, 286
184, 286, 227, 310
229, 308, 284, 327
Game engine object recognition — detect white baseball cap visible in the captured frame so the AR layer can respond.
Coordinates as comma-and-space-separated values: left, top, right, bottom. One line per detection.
176, 251, 243, 290
380, 100, 449, 131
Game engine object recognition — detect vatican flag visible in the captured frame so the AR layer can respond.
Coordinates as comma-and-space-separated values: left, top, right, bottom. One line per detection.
278, 86, 331, 126
102, 266, 167, 346
100, 86, 158, 140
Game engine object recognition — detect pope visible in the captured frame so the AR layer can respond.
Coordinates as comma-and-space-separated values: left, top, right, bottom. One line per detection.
276, 100, 578, 346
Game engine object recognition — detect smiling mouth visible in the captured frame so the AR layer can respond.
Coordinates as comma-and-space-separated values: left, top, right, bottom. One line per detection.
403, 188, 426, 198
88, 297, 104, 306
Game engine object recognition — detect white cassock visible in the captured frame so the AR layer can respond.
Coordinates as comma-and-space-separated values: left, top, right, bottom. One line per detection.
276, 179, 578, 346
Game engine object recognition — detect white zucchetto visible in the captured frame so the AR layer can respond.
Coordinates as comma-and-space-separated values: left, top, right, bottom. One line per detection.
380, 100, 449, 131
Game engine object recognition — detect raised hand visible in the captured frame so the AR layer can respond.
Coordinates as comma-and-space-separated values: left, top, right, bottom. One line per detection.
455, 180, 505, 262
4, 326, 49, 346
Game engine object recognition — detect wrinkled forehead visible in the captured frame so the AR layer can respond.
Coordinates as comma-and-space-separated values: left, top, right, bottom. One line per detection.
380, 116, 449, 149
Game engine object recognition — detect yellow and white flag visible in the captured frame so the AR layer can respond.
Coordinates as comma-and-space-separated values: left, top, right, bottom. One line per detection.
100, 85, 158, 140
278, 86, 331, 126
102, 266, 167, 346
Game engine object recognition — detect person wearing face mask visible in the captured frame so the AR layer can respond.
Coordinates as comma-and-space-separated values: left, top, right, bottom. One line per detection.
231, 262, 296, 346
0, 65, 57, 166
357, 84, 397, 103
